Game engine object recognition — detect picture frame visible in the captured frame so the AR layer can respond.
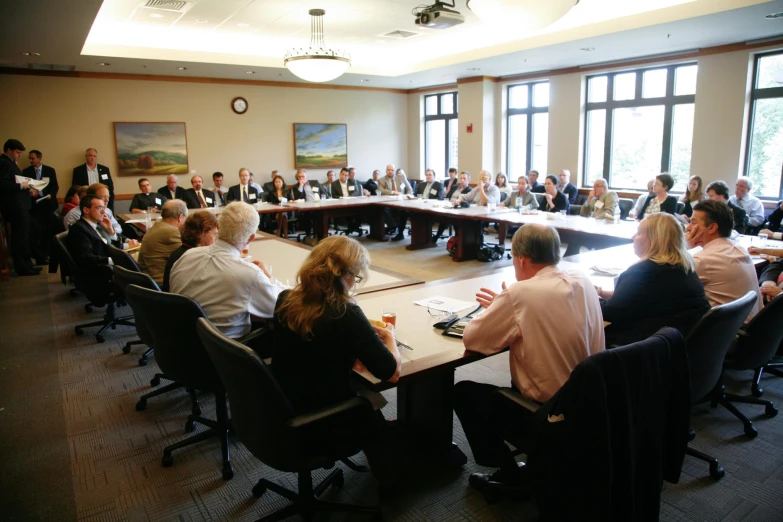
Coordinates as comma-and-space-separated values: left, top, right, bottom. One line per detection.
293, 123, 348, 170
113, 122, 190, 177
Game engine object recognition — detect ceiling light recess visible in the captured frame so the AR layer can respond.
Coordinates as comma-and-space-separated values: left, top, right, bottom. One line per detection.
284, 9, 350, 83
467, 0, 577, 31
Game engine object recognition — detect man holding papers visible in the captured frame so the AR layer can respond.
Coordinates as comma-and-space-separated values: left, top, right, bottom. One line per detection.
0, 139, 39, 275
22, 149, 58, 265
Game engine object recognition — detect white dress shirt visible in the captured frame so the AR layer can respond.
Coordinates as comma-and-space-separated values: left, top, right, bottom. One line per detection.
169, 239, 285, 338
693, 237, 762, 322
64, 207, 122, 237
462, 184, 501, 206
463, 265, 605, 403
86, 164, 99, 185
729, 194, 765, 227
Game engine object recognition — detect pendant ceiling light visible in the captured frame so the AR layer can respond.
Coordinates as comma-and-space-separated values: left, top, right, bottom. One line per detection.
467, 0, 578, 31
284, 9, 350, 83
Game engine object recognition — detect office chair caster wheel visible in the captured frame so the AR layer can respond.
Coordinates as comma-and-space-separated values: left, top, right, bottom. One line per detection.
150, 375, 161, 387
161, 454, 173, 467
765, 404, 777, 417
75, 327, 83, 336
96, 334, 105, 343
135, 399, 147, 411
252, 482, 267, 497
745, 425, 758, 438
122, 343, 132, 354
752, 384, 763, 398
85, 305, 92, 313
709, 462, 725, 480
184, 419, 196, 433
222, 463, 234, 481
138, 357, 148, 367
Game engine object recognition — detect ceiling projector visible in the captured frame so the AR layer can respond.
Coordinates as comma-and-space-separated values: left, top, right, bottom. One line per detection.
414, 1, 465, 29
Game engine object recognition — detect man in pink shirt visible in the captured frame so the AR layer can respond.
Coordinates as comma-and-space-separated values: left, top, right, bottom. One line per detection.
686, 199, 762, 322
453, 224, 605, 494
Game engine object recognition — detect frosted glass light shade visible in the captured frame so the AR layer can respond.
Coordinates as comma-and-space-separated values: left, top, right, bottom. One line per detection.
284, 53, 350, 83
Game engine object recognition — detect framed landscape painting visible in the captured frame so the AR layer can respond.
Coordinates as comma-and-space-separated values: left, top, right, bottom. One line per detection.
294, 123, 347, 169
114, 122, 189, 177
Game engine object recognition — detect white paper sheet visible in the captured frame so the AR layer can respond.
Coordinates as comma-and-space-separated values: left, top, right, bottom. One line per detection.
413, 296, 476, 313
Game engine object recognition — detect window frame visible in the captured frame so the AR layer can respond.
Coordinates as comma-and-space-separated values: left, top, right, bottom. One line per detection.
583, 63, 696, 190
744, 49, 783, 200
424, 91, 458, 176
506, 80, 549, 177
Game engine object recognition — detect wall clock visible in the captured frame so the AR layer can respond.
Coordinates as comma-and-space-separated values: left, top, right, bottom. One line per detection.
231, 97, 248, 114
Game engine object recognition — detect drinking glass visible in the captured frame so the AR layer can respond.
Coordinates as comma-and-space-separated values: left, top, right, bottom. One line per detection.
758, 233, 768, 247
381, 307, 397, 327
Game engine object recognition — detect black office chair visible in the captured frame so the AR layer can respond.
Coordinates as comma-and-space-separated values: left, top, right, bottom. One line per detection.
618, 198, 634, 220
676, 201, 686, 214
107, 245, 146, 356
683, 290, 757, 478
196, 318, 381, 520
722, 292, 783, 409
54, 231, 135, 343
125, 284, 233, 480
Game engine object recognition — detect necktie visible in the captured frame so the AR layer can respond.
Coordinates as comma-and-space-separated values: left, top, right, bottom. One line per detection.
35, 167, 41, 180
197, 191, 207, 208
391, 179, 396, 192
424, 184, 431, 198
242, 186, 248, 202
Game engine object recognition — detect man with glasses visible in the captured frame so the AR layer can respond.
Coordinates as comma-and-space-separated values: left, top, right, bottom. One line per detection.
729, 176, 765, 231
457, 169, 500, 207
227, 168, 260, 204
66, 194, 138, 271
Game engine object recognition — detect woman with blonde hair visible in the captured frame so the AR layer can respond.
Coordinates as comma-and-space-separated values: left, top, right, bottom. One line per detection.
271, 235, 403, 487
597, 213, 710, 345
679, 175, 705, 221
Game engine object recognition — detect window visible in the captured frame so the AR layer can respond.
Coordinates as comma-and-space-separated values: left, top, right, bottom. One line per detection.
424, 92, 458, 178
584, 64, 697, 191
745, 51, 783, 199
507, 81, 549, 179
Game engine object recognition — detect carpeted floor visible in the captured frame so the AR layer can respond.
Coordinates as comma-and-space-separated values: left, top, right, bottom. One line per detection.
1, 233, 783, 521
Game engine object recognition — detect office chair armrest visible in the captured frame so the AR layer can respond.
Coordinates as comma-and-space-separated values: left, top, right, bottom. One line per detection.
236, 325, 271, 345
496, 387, 541, 413
288, 396, 371, 429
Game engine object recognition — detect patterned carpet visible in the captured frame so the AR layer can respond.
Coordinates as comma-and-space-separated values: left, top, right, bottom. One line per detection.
1, 269, 783, 521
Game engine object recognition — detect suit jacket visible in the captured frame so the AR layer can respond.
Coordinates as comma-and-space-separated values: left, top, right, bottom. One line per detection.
0, 153, 30, 213
183, 188, 216, 209
530, 181, 545, 193
637, 194, 678, 220
73, 163, 114, 210
158, 186, 187, 201
442, 177, 458, 195
415, 180, 444, 200
504, 190, 539, 210
446, 184, 471, 201
22, 164, 58, 211
289, 183, 315, 202
729, 201, 749, 234
331, 179, 363, 198
65, 217, 119, 269
378, 174, 413, 196
320, 182, 333, 199
559, 183, 578, 204
764, 201, 782, 232
580, 191, 619, 219
226, 184, 260, 203
129, 192, 167, 212
363, 179, 378, 196
137, 220, 182, 285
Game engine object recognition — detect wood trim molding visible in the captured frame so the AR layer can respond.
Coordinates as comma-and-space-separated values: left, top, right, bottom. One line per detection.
456, 75, 499, 85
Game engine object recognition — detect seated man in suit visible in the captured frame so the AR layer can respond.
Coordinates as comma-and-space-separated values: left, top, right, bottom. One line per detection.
158, 174, 187, 201
729, 176, 765, 231
364, 169, 380, 196
457, 170, 500, 207
443, 167, 458, 196
705, 180, 748, 234
453, 225, 604, 494
290, 169, 316, 202
415, 169, 444, 200
137, 199, 188, 286
529, 170, 545, 193
557, 168, 578, 204
169, 202, 285, 353
66, 194, 139, 272
183, 175, 216, 209
628, 179, 655, 219
211, 172, 228, 207
320, 170, 335, 199
378, 163, 413, 241
64, 183, 129, 245
579, 178, 619, 219
130, 178, 166, 213
226, 168, 260, 204
432, 171, 473, 243
331, 167, 363, 234
686, 199, 762, 323
348, 167, 370, 196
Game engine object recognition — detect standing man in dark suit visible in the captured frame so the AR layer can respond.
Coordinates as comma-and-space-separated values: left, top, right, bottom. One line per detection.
23, 149, 58, 264
183, 175, 216, 209
415, 169, 445, 200
72, 148, 114, 211
558, 169, 578, 204
0, 139, 39, 276
158, 174, 187, 201
226, 168, 260, 204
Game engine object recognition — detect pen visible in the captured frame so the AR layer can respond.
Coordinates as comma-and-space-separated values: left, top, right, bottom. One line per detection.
397, 340, 413, 351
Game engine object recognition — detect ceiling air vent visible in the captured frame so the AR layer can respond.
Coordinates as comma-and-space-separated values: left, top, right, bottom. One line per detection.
28, 63, 76, 72
144, 0, 188, 11
380, 29, 421, 39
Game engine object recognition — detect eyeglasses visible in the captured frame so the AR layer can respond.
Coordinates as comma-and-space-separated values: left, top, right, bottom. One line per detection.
354, 275, 364, 286
92, 206, 106, 211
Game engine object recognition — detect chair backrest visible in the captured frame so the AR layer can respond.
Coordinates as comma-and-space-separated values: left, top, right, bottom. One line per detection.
676, 201, 686, 214
685, 291, 757, 401
534, 192, 546, 206
732, 292, 783, 370
114, 266, 158, 348
618, 198, 634, 220
125, 284, 222, 391
107, 244, 140, 271
54, 231, 77, 273
499, 191, 508, 203
575, 193, 588, 205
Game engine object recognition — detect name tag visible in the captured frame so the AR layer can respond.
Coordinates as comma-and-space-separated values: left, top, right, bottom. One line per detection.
312, 186, 319, 192
100, 173, 108, 180
348, 185, 355, 192
155, 197, 161, 205
595, 201, 604, 209
430, 189, 437, 196
205, 197, 213, 204
249, 193, 257, 200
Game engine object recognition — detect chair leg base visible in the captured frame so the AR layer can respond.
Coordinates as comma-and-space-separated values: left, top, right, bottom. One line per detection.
685, 445, 725, 480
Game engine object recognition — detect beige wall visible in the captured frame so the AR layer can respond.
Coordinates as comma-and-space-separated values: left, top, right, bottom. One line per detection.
0, 75, 408, 197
